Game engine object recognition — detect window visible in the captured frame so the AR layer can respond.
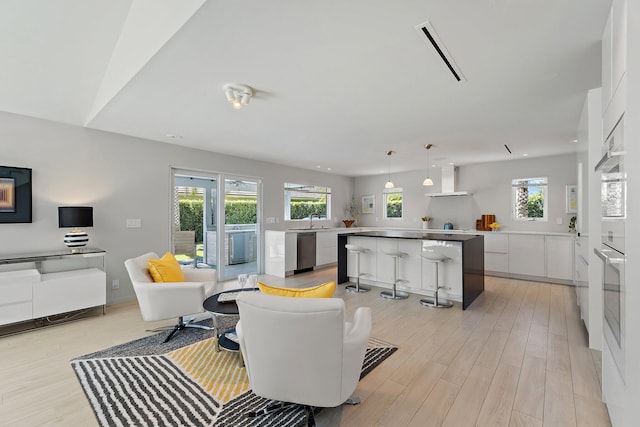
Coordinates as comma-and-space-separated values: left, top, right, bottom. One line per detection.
284, 183, 331, 221
512, 177, 548, 221
383, 187, 403, 219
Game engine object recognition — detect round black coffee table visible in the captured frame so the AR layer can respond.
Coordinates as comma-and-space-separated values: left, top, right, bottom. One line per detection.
203, 288, 258, 352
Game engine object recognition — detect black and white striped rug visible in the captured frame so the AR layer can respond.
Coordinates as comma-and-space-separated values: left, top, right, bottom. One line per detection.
72, 335, 396, 427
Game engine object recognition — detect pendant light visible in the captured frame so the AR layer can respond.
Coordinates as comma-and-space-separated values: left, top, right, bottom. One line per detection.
423, 144, 434, 186
385, 150, 394, 189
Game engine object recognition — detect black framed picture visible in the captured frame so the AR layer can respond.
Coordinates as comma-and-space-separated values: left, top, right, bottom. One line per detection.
0, 166, 32, 223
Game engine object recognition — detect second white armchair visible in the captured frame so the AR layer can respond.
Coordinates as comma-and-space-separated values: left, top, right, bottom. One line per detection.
235, 292, 372, 424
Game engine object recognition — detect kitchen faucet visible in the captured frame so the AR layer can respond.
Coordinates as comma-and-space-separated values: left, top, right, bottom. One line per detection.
309, 212, 320, 229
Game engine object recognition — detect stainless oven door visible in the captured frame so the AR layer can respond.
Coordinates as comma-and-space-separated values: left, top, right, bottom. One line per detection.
595, 246, 626, 378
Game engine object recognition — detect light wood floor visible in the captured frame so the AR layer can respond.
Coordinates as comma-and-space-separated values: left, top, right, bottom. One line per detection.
0, 270, 611, 427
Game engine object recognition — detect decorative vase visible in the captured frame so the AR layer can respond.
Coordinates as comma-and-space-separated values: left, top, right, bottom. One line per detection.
343, 219, 355, 228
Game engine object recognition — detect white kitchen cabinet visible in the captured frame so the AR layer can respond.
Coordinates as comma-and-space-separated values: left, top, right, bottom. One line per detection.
284, 233, 297, 272
421, 241, 463, 300
602, 11, 612, 108
603, 0, 627, 136
574, 237, 590, 329
398, 239, 423, 290
346, 236, 376, 281
546, 235, 574, 281
315, 230, 338, 266
508, 234, 546, 277
484, 233, 509, 273
375, 238, 399, 285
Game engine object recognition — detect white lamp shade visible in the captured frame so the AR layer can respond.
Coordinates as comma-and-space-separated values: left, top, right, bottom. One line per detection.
422, 177, 434, 186
385, 181, 394, 189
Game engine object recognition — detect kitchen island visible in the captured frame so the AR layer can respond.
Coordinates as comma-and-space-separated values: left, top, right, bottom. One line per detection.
338, 230, 484, 309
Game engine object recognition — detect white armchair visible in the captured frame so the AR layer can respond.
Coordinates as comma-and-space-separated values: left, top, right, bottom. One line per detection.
235, 292, 372, 424
124, 252, 217, 342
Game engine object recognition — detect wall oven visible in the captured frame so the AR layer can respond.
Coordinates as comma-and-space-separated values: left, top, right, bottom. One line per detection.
595, 115, 626, 379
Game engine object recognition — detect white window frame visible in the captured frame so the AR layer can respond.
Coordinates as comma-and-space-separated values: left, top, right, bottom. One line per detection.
383, 187, 403, 220
511, 177, 548, 221
284, 183, 331, 221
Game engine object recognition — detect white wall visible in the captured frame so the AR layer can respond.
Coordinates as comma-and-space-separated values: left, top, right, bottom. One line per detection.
0, 111, 354, 303
354, 153, 578, 233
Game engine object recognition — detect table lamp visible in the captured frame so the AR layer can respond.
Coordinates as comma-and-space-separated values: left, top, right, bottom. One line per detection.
58, 206, 93, 249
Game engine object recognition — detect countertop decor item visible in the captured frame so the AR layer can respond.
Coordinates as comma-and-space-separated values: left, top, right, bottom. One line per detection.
422, 216, 432, 229
489, 222, 501, 231
476, 214, 496, 231
344, 198, 360, 226
444, 221, 454, 230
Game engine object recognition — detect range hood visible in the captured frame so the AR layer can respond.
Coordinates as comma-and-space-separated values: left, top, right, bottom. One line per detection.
426, 165, 472, 197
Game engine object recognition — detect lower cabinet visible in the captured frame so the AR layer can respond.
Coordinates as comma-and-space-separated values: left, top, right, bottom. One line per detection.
484, 233, 574, 283
509, 234, 546, 277
484, 234, 509, 273
315, 230, 339, 266
546, 235, 574, 281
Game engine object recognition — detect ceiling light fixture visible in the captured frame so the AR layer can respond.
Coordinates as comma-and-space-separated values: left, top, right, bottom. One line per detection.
385, 150, 394, 189
223, 83, 254, 109
423, 144, 434, 186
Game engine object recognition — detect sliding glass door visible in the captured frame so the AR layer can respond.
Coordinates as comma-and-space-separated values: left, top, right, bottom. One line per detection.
171, 169, 262, 281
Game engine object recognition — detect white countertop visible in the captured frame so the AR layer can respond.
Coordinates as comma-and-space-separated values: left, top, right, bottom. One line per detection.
269, 227, 575, 237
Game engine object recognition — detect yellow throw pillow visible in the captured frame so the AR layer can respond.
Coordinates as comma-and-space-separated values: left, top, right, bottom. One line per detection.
258, 281, 336, 298
148, 252, 185, 282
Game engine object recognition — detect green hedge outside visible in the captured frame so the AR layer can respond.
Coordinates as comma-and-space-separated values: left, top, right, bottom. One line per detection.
289, 201, 327, 220
178, 199, 257, 243
179, 200, 204, 242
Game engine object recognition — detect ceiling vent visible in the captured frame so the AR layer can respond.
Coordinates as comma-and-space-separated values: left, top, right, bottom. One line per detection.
416, 21, 466, 82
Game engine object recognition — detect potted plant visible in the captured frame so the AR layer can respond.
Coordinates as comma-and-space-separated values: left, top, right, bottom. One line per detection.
344, 198, 359, 228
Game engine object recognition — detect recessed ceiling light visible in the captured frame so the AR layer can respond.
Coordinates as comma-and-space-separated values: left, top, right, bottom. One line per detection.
165, 134, 182, 139
449, 162, 454, 165
316, 165, 321, 168
571, 139, 578, 143
523, 153, 529, 157
327, 168, 332, 171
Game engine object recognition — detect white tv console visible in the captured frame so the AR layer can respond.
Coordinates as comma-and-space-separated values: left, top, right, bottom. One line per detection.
0, 248, 106, 334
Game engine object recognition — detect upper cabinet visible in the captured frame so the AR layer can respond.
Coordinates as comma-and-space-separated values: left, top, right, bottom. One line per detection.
603, 0, 627, 135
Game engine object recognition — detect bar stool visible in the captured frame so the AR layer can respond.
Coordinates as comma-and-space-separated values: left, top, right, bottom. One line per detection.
420, 247, 453, 308
380, 250, 409, 300
345, 244, 371, 293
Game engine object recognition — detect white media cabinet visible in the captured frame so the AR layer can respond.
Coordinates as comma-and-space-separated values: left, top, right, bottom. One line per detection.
0, 248, 106, 334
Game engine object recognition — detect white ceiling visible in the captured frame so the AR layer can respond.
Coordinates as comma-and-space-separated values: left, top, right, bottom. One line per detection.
0, 0, 610, 177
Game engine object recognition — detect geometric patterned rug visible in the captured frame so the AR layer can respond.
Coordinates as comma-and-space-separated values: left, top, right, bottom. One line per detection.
71, 320, 397, 427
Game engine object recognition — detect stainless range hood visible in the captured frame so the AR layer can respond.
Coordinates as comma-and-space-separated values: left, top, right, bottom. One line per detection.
426, 165, 472, 197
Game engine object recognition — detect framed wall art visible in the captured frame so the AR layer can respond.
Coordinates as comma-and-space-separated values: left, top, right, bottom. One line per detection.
362, 195, 375, 214
565, 184, 577, 214
0, 166, 32, 223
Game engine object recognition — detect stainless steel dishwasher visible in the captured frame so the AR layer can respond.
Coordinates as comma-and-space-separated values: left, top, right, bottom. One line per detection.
296, 232, 316, 273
